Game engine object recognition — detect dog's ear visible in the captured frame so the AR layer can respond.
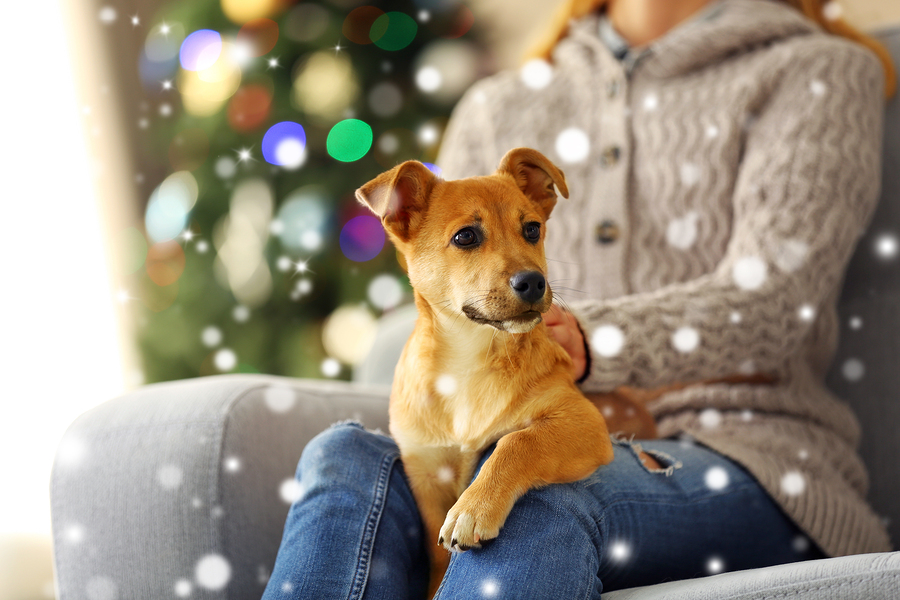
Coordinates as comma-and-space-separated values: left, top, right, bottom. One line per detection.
356, 161, 436, 243
496, 147, 569, 219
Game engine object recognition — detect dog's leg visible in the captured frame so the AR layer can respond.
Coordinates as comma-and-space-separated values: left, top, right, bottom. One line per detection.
400, 447, 476, 599
439, 397, 613, 551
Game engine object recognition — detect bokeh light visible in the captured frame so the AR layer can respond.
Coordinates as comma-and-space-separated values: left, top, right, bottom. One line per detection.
340, 215, 385, 262
236, 18, 279, 57
262, 121, 307, 169
368, 81, 404, 117
322, 304, 378, 364
178, 40, 242, 116
370, 12, 418, 51
221, 0, 284, 25
180, 30, 222, 71
413, 39, 479, 104
373, 128, 417, 169
291, 51, 359, 123
227, 84, 272, 132
145, 171, 199, 243
146, 241, 187, 286
169, 127, 210, 171
327, 119, 373, 162
343, 6, 385, 45
436, 5, 474, 39
214, 179, 274, 308
284, 3, 330, 42
274, 187, 329, 252
145, 22, 185, 62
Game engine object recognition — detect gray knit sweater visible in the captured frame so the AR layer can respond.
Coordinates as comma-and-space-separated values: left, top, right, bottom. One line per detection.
436, 0, 890, 556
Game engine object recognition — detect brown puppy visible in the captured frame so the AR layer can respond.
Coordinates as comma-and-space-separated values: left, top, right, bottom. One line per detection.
357, 148, 614, 597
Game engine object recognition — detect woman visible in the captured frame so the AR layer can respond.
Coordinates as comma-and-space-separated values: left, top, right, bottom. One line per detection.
262, 0, 896, 598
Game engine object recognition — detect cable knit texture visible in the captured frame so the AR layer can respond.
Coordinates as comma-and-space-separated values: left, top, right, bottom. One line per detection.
436, 0, 890, 557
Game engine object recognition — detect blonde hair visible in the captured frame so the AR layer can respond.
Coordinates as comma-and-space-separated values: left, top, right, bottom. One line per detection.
526, 0, 896, 98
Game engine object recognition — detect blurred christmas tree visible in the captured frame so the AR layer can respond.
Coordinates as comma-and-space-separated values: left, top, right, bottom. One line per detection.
125, 0, 487, 384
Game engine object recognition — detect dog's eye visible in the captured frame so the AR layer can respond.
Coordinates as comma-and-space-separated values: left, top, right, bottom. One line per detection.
524, 222, 541, 242
452, 227, 480, 248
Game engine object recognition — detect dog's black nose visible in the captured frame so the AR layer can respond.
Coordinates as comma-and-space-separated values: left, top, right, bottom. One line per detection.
509, 271, 546, 304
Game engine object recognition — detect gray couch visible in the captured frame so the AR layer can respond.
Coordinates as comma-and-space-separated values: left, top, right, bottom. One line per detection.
51, 28, 900, 599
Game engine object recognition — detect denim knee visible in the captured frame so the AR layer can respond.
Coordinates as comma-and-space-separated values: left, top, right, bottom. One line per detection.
299, 421, 397, 480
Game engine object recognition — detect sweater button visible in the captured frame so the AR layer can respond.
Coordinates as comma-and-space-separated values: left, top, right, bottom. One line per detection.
601, 146, 621, 167
596, 220, 620, 244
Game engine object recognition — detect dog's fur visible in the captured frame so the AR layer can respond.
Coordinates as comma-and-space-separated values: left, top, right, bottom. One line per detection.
357, 148, 616, 596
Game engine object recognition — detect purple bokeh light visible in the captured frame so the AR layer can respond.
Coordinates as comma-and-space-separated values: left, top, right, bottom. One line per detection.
340, 216, 385, 262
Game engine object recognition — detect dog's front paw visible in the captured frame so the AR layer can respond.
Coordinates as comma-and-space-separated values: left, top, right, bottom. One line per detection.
438, 485, 510, 552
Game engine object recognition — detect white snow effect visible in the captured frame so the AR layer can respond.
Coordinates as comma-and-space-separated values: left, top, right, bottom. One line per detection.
793, 535, 811, 553
418, 124, 439, 146
849, 316, 863, 330
555, 127, 591, 164
174, 579, 192, 598
732, 257, 768, 290
705, 124, 720, 139
214, 348, 237, 371
233, 305, 250, 322
741, 410, 754, 422
738, 359, 756, 375
158, 465, 184, 490
280, 479, 305, 504
699, 408, 722, 429
65, 524, 85, 544
436, 374, 458, 397
520, 59, 554, 90
667, 211, 700, 249
730, 311, 742, 324
602, 405, 615, 418
368, 274, 404, 310
798, 449, 809, 461
224, 457, 241, 472
609, 541, 631, 562
481, 579, 500, 597
215, 156, 237, 179
281, 581, 295, 593
195, 554, 232, 590
672, 326, 700, 353
321, 358, 341, 378
592, 325, 625, 357
415, 66, 442, 92
842, 358, 865, 382
201, 326, 223, 347
706, 556, 725, 574
798, 304, 816, 322
275, 138, 306, 170
264, 387, 297, 413
86, 576, 118, 600
773, 238, 809, 273
679, 164, 702, 187
98, 7, 117, 24
810, 80, 827, 96
643, 93, 659, 111
56, 436, 87, 467
437, 466, 455, 484
875, 233, 898, 260
781, 471, 806, 496
705, 466, 729, 491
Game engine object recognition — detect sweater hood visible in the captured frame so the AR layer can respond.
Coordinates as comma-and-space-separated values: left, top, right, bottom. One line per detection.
564, 0, 820, 78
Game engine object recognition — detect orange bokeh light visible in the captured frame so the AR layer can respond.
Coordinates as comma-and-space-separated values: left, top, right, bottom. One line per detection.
342, 6, 385, 45
237, 18, 279, 56
227, 84, 272, 132
146, 241, 187, 286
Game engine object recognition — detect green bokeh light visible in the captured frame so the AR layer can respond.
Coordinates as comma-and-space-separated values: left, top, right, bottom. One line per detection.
370, 12, 417, 51
327, 119, 373, 162
120, 226, 148, 275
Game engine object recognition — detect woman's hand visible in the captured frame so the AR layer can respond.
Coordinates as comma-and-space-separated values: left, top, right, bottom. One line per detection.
545, 304, 588, 381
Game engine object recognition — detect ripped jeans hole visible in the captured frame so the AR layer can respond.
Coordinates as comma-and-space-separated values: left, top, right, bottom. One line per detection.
613, 438, 683, 476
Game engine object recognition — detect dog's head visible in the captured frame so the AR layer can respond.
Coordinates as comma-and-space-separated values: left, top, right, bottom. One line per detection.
356, 147, 568, 333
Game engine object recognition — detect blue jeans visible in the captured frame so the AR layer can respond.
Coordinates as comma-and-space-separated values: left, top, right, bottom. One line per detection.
262, 422, 823, 599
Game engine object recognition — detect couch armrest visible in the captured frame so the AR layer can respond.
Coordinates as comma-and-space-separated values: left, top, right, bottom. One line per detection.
50, 374, 389, 599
